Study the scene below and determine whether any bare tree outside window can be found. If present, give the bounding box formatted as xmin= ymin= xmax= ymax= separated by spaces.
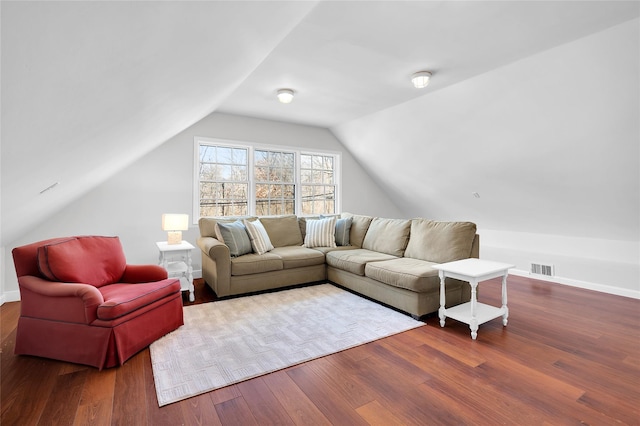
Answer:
xmin=199 ymin=145 xmax=248 ymax=217
xmin=255 ymin=150 xmax=296 ymax=216
xmin=300 ymin=153 xmax=335 ymax=215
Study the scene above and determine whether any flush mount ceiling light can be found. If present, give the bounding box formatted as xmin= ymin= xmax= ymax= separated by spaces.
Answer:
xmin=277 ymin=88 xmax=294 ymax=104
xmin=411 ymin=71 xmax=432 ymax=88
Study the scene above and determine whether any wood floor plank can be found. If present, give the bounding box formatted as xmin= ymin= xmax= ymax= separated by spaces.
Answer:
xmin=286 ymin=363 xmax=369 ymax=425
xmin=261 ymin=370 xmax=332 ymax=426
xmin=111 ymin=352 xmax=147 ymax=426
xmin=214 ymin=396 xmax=258 ymax=426
xmin=0 ymin=302 xmax=20 ymax=343
xmin=38 ymin=369 xmax=88 ymax=426
xmin=355 ymin=400 xmax=405 ymax=426
xmin=73 ymin=367 xmax=116 ymax=426
xmin=236 ymin=377 xmax=295 ymax=425
xmin=1 ymin=355 xmax=63 ymax=425
xmin=178 ymin=393 xmax=224 ymax=426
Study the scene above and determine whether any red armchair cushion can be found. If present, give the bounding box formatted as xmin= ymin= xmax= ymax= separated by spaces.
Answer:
xmin=37 ymin=236 xmax=127 ymax=287
xmin=97 ymin=279 xmax=181 ymax=320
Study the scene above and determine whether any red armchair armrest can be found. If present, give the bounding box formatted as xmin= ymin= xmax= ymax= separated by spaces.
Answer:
xmin=120 ymin=264 xmax=168 ymax=283
xmin=18 ymin=275 xmax=104 ymax=324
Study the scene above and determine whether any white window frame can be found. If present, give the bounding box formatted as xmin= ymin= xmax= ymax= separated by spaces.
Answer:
xmin=193 ymin=137 xmax=342 ymax=222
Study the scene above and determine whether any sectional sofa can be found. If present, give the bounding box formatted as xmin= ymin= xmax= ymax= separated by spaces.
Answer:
xmin=197 ymin=213 xmax=479 ymax=319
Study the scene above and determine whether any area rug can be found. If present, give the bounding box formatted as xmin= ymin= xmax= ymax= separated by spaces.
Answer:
xmin=150 ymin=283 xmax=423 ymax=406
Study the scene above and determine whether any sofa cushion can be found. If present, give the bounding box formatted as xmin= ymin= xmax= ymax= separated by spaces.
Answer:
xmin=270 ymin=246 xmax=326 ymax=269
xmin=217 ymin=220 xmax=253 ymax=257
xmin=405 ymin=219 xmax=477 ymax=263
xmin=326 ymin=249 xmax=398 ymax=276
xmin=304 ymin=216 xmax=337 ymax=248
xmin=198 ymin=216 xmax=257 ymax=239
xmin=364 ymin=258 xmax=440 ymax=293
xmin=231 ymin=253 xmax=283 ymax=276
xmin=243 ymin=219 xmax=274 ymax=255
xmin=362 ymin=218 xmax=411 ymax=257
xmin=97 ymin=279 xmax=180 ymax=320
xmin=341 ymin=213 xmax=373 ymax=248
xmin=37 ymin=236 xmax=127 ymax=287
xmin=260 ymin=215 xmax=304 ymax=247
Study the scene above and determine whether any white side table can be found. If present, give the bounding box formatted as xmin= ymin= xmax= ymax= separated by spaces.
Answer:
xmin=156 ymin=241 xmax=195 ymax=302
xmin=434 ymin=258 xmax=514 ymax=340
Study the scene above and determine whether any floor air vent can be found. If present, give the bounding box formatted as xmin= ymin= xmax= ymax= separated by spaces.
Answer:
xmin=530 ymin=263 xmax=554 ymax=277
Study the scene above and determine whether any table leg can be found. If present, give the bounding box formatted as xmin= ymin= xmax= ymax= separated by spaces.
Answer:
xmin=187 ymin=251 xmax=194 ymax=302
xmin=501 ymin=273 xmax=509 ymax=326
xmin=469 ymin=279 xmax=479 ymax=340
xmin=438 ymin=271 xmax=446 ymax=327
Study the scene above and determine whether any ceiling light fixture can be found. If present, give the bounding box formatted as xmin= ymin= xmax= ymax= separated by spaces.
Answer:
xmin=411 ymin=71 xmax=432 ymax=88
xmin=277 ymin=88 xmax=294 ymax=104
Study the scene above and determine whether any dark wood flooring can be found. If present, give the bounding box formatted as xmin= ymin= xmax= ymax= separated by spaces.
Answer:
xmin=2 ymin=275 xmax=639 ymax=425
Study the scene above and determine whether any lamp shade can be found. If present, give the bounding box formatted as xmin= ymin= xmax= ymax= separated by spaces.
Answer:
xmin=162 ymin=214 xmax=189 ymax=231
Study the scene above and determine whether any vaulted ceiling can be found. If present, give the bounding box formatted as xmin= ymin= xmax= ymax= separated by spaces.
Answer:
xmin=1 ymin=1 xmax=638 ymax=246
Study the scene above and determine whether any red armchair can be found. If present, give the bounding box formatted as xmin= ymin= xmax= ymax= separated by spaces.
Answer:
xmin=12 ymin=236 xmax=184 ymax=369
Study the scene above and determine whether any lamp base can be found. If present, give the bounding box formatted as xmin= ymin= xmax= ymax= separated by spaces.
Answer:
xmin=167 ymin=231 xmax=182 ymax=245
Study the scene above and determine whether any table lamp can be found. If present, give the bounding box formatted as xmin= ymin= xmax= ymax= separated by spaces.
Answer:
xmin=162 ymin=214 xmax=189 ymax=245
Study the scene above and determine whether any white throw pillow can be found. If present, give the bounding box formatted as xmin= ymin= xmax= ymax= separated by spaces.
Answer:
xmin=304 ymin=217 xmax=337 ymax=248
xmin=244 ymin=219 xmax=274 ymax=255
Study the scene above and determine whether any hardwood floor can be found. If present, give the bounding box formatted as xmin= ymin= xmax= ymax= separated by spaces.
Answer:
xmin=2 ymin=276 xmax=639 ymax=425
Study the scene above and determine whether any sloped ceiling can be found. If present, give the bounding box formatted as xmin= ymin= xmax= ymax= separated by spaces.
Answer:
xmin=1 ymin=1 xmax=638 ymax=246
xmin=0 ymin=1 xmax=319 ymax=245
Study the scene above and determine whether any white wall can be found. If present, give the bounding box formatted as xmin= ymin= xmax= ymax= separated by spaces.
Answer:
xmin=333 ymin=19 xmax=639 ymax=298
xmin=2 ymin=113 xmax=401 ymax=301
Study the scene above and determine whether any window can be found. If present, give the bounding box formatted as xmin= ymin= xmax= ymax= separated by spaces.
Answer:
xmin=254 ymin=149 xmax=295 ymax=216
xmin=300 ymin=153 xmax=335 ymax=214
xmin=198 ymin=145 xmax=249 ymax=216
xmin=195 ymin=138 xmax=340 ymax=220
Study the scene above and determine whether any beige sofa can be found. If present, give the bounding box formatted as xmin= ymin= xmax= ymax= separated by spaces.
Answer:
xmin=197 ymin=213 xmax=479 ymax=318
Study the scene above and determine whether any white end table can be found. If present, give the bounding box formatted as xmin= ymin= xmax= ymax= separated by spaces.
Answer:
xmin=156 ymin=241 xmax=195 ymax=302
xmin=433 ymin=258 xmax=514 ymax=340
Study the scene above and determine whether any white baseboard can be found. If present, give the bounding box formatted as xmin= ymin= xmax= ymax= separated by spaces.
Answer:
xmin=0 ymin=290 xmax=21 ymax=305
xmin=510 ymin=269 xmax=640 ymax=300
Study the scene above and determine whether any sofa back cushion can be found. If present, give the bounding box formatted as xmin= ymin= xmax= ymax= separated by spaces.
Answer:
xmin=405 ymin=219 xmax=477 ymax=263
xmin=362 ymin=218 xmax=411 ymax=257
xmin=198 ymin=216 xmax=257 ymax=239
xmin=341 ymin=212 xmax=374 ymax=248
xmin=37 ymin=236 xmax=127 ymax=287
xmin=259 ymin=215 xmax=304 ymax=247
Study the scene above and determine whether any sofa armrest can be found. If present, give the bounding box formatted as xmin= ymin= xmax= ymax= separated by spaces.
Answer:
xmin=121 ymin=264 xmax=168 ymax=283
xmin=197 ymin=236 xmax=231 ymax=296
xmin=18 ymin=275 xmax=104 ymax=324
xmin=471 ymin=234 xmax=480 ymax=259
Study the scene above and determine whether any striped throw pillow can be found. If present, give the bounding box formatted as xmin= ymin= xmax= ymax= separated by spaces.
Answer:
xmin=244 ymin=219 xmax=274 ymax=255
xmin=321 ymin=215 xmax=352 ymax=246
xmin=304 ymin=217 xmax=337 ymax=248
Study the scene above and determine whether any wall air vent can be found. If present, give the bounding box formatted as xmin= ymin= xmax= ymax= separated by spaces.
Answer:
xmin=530 ymin=263 xmax=554 ymax=277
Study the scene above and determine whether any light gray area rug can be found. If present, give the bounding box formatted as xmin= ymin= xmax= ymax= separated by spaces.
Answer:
xmin=150 ymin=283 xmax=423 ymax=406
